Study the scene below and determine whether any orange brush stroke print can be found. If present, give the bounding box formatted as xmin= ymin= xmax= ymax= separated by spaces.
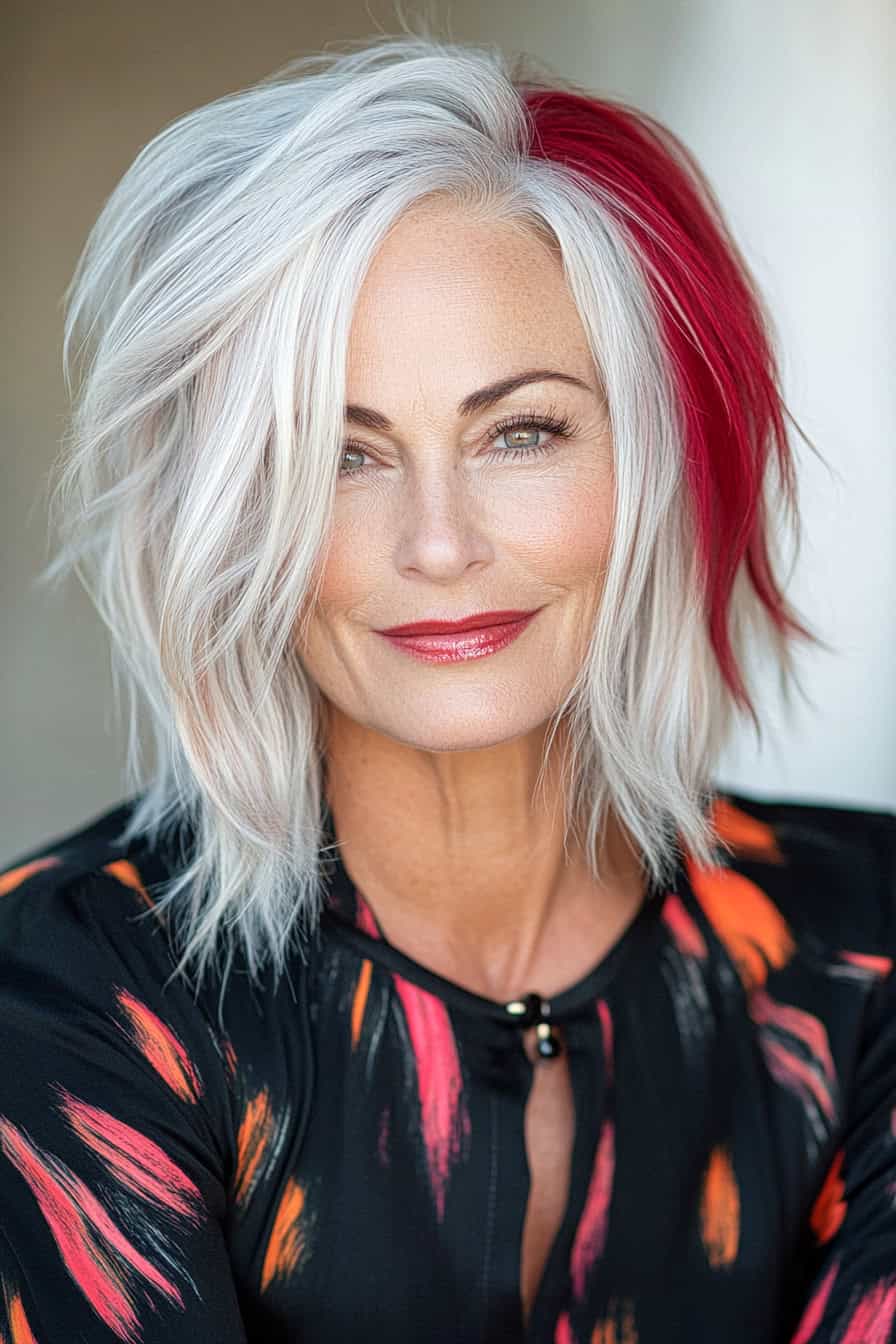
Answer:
xmin=0 ymin=856 xmax=61 ymax=897
xmin=809 ymin=1148 xmax=847 ymax=1244
xmin=234 ymin=1088 xmax=276 ymax=1209
xmin=1 ymin=1283 xmax=38 ymax=1344
xmin=260 ymin=1177 xmax=306 ymax=1292
xmin=590 ymin=1299 xmax=639 ymax=1344
xmin=700 ymin=1144 xmax=740 ymax=1267
xmin=113 ymin=988 xmax=203 ymax=1104
xmin=103 ymin=860 xmax=154 ymax=908
xmin=707 ymin=798 xmax=784 ymax=863
xmin=351 ymin=959 xmax=373 ymax=1049
xmin=685 ymin=859 xmax=795 ymax=991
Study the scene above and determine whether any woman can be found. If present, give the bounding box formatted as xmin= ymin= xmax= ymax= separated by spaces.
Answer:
xmin=1 ymin=30 xmax=893 ymax=1344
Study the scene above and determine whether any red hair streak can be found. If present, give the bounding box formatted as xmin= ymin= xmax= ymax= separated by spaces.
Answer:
xmin=521 ymin=88 xmax=819 ymax=718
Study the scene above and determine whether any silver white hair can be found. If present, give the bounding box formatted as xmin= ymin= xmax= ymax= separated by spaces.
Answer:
xmin=39 ymin=27 xmax=823 ymax=1001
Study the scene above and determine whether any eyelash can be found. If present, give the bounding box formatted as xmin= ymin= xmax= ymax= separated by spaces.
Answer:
xmin=339 ymin=405 xmax=579 ymax=479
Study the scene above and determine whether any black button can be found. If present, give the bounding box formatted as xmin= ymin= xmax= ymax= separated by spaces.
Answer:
xmin=504 ymin=991 xmax=545 ymax=1027
xmin=535 ymin=1022 xmax=563 ymax=1058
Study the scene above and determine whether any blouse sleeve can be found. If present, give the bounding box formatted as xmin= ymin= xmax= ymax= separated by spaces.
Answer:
xmin=0 ymin=862 xmax=249 ymax=1343
xmin=787 ymin=839 xmax=896 ymax=1342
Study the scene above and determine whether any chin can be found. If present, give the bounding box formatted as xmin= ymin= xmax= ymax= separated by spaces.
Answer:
xmin=375 ymin=704 xmax=552 ymax=754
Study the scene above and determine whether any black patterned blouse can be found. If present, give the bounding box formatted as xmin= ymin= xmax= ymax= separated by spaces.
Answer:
xmin=0 ymin=788 xmax=894 ymax=1343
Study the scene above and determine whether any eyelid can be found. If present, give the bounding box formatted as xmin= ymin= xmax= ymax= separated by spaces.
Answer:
xmin=343 ymin=399 xmax=575 ymax=447
xmin=486 ymin=405 xmax=577 ymax=438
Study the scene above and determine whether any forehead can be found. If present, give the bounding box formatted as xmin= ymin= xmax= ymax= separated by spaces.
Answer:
xmin=346 ymin=201 xmax=596 ymax=406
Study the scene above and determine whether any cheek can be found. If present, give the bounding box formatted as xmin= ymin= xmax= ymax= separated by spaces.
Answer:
xmin=294 ymin=518 xmax=374 ymax=669
xmin=504 ymin=470 xmax=615 ymax=582
xmin=312 ymin=511 xmax=388 ymax=612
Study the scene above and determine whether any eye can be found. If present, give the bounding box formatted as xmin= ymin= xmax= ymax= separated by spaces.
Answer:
xmin=485 ymin=410 xmax=578 ymax=463
xmin=338 ymin=443 xmax=381 ymax=479
xmin=339 ymin=404 xmax=579 ymax=480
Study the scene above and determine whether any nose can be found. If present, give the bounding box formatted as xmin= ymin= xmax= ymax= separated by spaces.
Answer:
xmin=392 ymin=463 xmax=493 ymax=583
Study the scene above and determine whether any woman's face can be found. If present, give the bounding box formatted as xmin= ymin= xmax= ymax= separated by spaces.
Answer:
xmin=298 ymin=198 xmax=615 ymax=753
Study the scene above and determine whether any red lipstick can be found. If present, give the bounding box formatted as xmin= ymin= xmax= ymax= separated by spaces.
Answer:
xmin=378 ymin=609 xmax=537 ymax=636
xmin=375 ymin=609 xmax=540 ymax=664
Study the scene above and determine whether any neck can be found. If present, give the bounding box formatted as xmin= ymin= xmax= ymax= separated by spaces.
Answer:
xmin=321 ymin=704 xmax=646 ymax=1002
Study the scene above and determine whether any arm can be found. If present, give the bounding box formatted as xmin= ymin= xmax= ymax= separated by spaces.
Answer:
xmin=0 ymin=866 xmax=249 ymax=1343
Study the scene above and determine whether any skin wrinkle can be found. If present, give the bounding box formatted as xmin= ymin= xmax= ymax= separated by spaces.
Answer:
xmin=296 ymin=198 xmax=646 ymax=1004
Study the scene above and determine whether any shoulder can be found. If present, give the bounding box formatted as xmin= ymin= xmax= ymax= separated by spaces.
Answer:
xmin=0 ymin=797 xmax=247 ymax=1123
xmin=0 ymin=807 xmax=260 ymax=1339
xmin=0 ymin=795 xmax=316 ymax=1114
xmin=0 ymin=795 xmax=195 ymax=995
xmin=0 ymin=790 xmax=231 ymax=1034
xmin=690 ymin=786 xmax=896 ymax=974
xmin=0 ymin=800 xmax=245 ymax=1187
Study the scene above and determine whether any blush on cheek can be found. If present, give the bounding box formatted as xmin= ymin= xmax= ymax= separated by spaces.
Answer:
xmin=511 ymin=484 xmax=613 ymax=579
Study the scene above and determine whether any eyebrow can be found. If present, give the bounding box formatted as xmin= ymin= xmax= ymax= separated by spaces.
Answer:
xmin=344 ymin=369 xmax=596 ymax=431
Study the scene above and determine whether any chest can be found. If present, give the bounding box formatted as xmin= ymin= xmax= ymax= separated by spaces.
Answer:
xmin=261 ymin=939 xmax=825 ymax=1342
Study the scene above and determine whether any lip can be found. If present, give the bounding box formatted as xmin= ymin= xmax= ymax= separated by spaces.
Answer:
xmin=376 ymin=610 xmax=539 ymax=664
xmin=378 ymin=609 xmax=538 ymax=636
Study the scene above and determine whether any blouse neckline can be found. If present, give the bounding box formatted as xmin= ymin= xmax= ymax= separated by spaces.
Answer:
xmin=317 ymin=809 xmax=679 ymax=1028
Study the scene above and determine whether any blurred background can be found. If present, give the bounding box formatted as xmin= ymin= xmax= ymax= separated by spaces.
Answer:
xmin=3 ymin=0 xmax=894 ymax=862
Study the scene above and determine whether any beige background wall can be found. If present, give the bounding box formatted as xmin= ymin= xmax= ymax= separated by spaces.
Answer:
xmin=4 ymin=0 xmax=894 ymax=864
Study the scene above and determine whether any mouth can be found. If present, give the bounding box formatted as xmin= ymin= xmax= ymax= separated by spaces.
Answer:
xmin=377 ymin=609 xmax=539 ymax=636
xmin=375 ymin=610 xmax=540 ymax=664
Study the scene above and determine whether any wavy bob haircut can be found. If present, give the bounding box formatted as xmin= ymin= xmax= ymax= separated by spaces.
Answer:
xmin=42 ymin=28 xmax=828 ymax=1000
